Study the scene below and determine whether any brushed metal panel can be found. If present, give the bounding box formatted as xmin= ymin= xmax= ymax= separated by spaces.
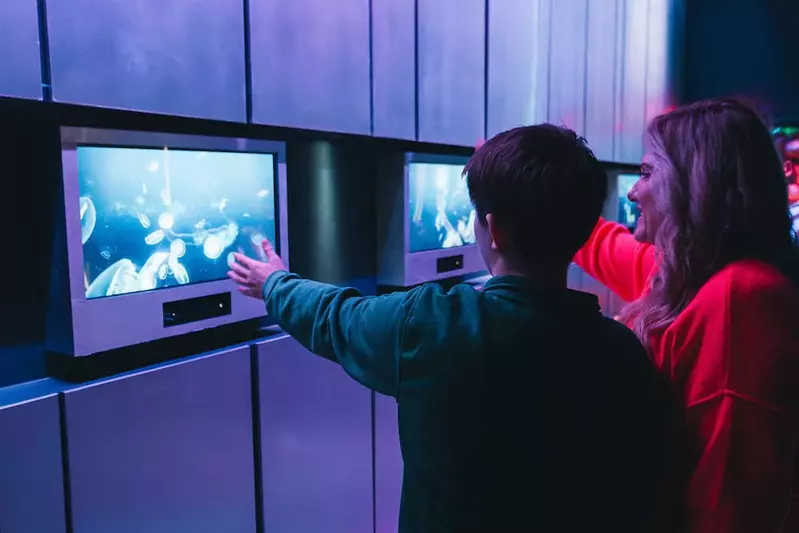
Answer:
xmin=0 ymin=395 xmax=66 ymax=533
xmin=585 ymin=0 xmax=620 ymax=161
xmin=256 ymin=335 xmax=373 ymax=533
xmin=371 ymin=0 xmax=416 ymax=140
xmin=417 ymin=0 xmax=485 ymax=146
xmin=0 ymin=0 xmax=41 ymax=99
xmin=63 ymin=347 xmax=256 ymax=533
xmin=547 ymin=0 xmax=588 ymax=135
xmin=645 ymin=0 xmax=673 ymax=125
xmin=486 ymin=0 xmax=549 ymax=137
xmin=47 ymin=0 xmax=246 ymax=121
xmin=614 ymin=0 xmax=650 ymax=164
xmin=250 ymin=0 xmax=371 ymax=134
xmin=374 ymin=392 xmax=402 ymax=533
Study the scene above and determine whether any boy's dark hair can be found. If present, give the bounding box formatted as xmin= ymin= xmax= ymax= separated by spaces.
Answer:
xmin=464 ymin=124 xmax=608 ymax=266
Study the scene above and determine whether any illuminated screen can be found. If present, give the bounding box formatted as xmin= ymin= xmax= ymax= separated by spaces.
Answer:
xmin=408 ymin=162 xmax=476 ymax=253
xmin=77 ymin=146 xmax=277 ymax=299
xmin=617 ymin=174 xmax=639 ymax=230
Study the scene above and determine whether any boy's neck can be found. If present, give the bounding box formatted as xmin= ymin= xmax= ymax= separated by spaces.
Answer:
xmin=491 ymin=259 xmax=568 ymax=289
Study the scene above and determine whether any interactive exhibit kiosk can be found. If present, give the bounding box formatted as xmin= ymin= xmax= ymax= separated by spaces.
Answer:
xmin=46 ymin=127 xmax=289 ymax=358
xmin=376 ymin=152 xmax=486 ymax=289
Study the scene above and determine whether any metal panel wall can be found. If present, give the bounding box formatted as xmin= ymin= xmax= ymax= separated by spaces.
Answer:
xmin=255 ymin=335 xmax=373 ymax=533
xmin=0 ymin=0 xmax=41 ymax=99
xmin=46 ymin=0 xmax=246 ymax=121
xmin=645 ymin=0 xmax=674 ymax=126
xmin=417 ymin=0 xmax=486 ymax=146
xmin=487 ymin=0 xmax=677 ymax=162
xmin=63 ymin=347 xmax=256 ymax=533
xmin=486 ymin=0 xmax=549 ymax=138
xmin=614 ymin=0 xmax=650 ymax=163
xmin=371 ymin=0 xmax=416 ymax=140
xmin=0 ymin=395 xmax=66 ymax=533
xmin=585 ymin=0 xmax=621 ymax=161
xmin=547 ymin=0 xmax=588 ymax=134
xmin=250 ymin=0 xmax=371 ymax=135
xmin=374 ymin=392 xmax=403 ymax=533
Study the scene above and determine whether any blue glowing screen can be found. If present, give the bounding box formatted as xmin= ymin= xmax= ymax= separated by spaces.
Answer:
xmin=77 ymin=146 xmax=277 ymax=299
xmin=408 ymin=162 xmax=476 ymax=253
xmin=617 ymin=174 xmax=639 ymax=230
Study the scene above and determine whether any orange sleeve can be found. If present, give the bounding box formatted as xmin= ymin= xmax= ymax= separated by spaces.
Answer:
xmin=572 ymin=218 xmax=656 ymax=302
xmin=664 ymin=267 xmax=799 ymax=533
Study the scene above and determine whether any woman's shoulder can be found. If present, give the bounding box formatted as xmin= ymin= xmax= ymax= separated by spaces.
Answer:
xmin=699 ymin=259 xmax=797 ymax=302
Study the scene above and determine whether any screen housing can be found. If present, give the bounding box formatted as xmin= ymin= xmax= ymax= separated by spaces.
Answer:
xmin=602 ymin=163 xmax=641 ymax=232
xmin=376 ymin=152 xmax=485 ymax=287
xmin=47 ymin=127 xmax=289 ymax=357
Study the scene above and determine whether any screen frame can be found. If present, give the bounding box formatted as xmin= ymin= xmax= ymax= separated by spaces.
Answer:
xmin=602 ymin=162 xmax=641 ymax=227
xmin=401 ymin=152 xmax=484 ymax=286
xmin=406 ymin=159 xmax=475 ymax=254
xmin=57 ymin=127 xmax=289 ymax=356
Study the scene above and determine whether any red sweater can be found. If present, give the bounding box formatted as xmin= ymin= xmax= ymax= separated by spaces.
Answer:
xmin=574 ymin=218 xmax=799 ymax=533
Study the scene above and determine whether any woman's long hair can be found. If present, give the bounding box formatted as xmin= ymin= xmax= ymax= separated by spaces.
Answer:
xmin=619 ymin=98 xmax=798 ymax=343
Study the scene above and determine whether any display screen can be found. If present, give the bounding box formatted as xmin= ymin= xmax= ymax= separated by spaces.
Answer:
xmin=77 ymin=146 xmax=277 ymax=299
xmin=408 ymin=162 xmax=476 ymax=253
xmin=617 ymin=174 xmax=639 ymax=230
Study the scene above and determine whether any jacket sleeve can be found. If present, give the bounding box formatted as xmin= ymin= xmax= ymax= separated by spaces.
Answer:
xmin=681 ymin=395 xmax=795 ymax=533
xmin=572 ymin=218 xmax=656 ymax=302
xmin=262 ymin=271 xmax=427 ymax=397
xmin=664 ymin=270 xmax=799 ymax=533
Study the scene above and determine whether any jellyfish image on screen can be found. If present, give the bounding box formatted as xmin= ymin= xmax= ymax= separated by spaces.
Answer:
xmin=77 ymin=146 xmax=277 ymax=299
xmin=617 ymin=174 xmax=640 ymax=231
xmin=408 ymin=163 xmax=476 ymax=253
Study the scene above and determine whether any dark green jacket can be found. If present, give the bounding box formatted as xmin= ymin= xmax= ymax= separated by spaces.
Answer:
xmin=263 ymin=271 xmax=673 ymax=532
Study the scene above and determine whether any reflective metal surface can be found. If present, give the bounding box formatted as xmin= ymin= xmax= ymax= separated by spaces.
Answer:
xmin=47 ymin=0 xmax=246 ymax=121
xmin=250 ymin=0 xmax=371 ymax=134
xmin=63 ymin=347 xmax=256 ymax=533
xmin=255 ymin=335 xmax=373 ymax=533
xmin=548 ymin=0 xmax=588 ymax=134
xmin=487 ymin=0 xmax=549 ymax=138
xmin=0 ymin=0 xmax=41 ymax=99
xmin=371 ymin=0 xmax=416 ymax=140
xmin=0 ymin=394 xmax=66 ymax=533
xmin=417 ymin=0 xmax=485 ymax=146
xmin=374 ymin=392 xmax=402 ymax=533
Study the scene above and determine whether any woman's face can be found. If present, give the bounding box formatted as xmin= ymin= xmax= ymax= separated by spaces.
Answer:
xmin=627 ymin=152 xmax=666 ymax=245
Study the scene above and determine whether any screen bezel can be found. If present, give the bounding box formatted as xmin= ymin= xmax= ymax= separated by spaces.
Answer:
xmin=404 ymin=152 xmax=474 ymax=254
xmin=406 ymin=158 xmax=475 ymax=254
xmin=74 ymin=143 xmax=281 ymax=300
xmin=400 ymin=152 xmax=485 ymax=286
xmin=58 ymin=127 xmax=289 ymax=356
xmin=602 ymin=162 xmax=641 ymax=228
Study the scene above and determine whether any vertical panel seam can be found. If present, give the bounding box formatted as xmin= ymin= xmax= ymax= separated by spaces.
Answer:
xmin=546 ymin=0 xmax=553 ymax=123
xmin=243 ymin=0 xmax=253 ymax=123
xmin=371 ymin=391 xmax=377 ymax=533
xmin=582 ymin=0 xmax=590 ymax=138
xmin=413 ymin=0 xmax=420 ymax=141
xmin=643 ymin=0 xmax=652 ymax=129
xmin=616 ymin=0 xmax=627 ymax=161
xmin=250 ymin=346 xmax=265 ymax=533
xmin=368 ymin=0 xmax=375 ymax=136
xmin=483 ymin=0 xmax=490 ymax=140
xmin=58 ymin=394 xmax=74 ymax=533
xmin=36 ymin=0 xmax=53 ymax=101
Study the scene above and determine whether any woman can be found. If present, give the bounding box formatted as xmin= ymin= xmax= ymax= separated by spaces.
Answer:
xmin=574 ymin=99 xmax=799 ymax=532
